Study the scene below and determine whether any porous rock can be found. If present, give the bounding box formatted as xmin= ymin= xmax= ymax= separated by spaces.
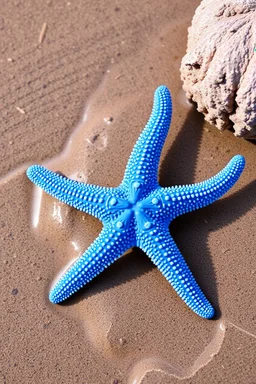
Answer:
xmin=180 ymin=0 xmax=256 ymax=138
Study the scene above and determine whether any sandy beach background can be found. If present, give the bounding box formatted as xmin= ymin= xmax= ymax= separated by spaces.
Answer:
xmin=1 ymin=0 xmax=255 ymax=383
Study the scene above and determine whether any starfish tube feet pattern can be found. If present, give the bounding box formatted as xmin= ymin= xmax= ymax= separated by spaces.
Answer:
xmin=49 ymin=224 xmax=135 ymax=303
xmin=138 ymin=226 xmax=215 ymax=319
xmin=27 ymin=85 xmax=245 ymax=319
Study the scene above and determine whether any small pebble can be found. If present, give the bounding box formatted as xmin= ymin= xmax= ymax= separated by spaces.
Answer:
xmin=16 ymin=106 xmax=25 ymax=114
xmin=119 ymin=338 xmax=126 ymax=345
xmin=104 ymin=116 xmax=113 ymax=124
xmin=11 ymin=288 xmax=18 ymax=296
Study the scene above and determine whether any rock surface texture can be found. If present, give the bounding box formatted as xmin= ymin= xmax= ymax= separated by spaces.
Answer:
xmin=181 ymin=0 xmax=256 ymax=138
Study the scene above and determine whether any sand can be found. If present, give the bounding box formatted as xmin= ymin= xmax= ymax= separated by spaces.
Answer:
xmin=0 ymin=1 xmax=255 ymax=383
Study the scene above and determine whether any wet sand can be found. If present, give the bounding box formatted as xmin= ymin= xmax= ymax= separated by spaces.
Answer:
xmin=1 ymin=1 xmax=255 ymax=383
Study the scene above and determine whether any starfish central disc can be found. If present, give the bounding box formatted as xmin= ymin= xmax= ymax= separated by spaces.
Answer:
xmin=108 ymin=180 xmax=157 ymax=232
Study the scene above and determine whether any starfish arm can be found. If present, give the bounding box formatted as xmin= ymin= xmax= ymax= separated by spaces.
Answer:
xmin=152 ymin=155 xmax=245 ymax=220
xmin=49 ymin=224 xmax=135 ymax=303
xmin=121 ymin=86 xmax=172 ymax=194
xmin=26 ymin=165 xmax=122 ymax=221
xmin=138 ymin=225 xmax=215 ymax=319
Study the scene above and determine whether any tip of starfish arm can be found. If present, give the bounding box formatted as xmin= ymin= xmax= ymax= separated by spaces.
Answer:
xmin=181 ymin=287 xmax=215 ymax=319
xmin=155 ymin=85 xmax=170 ymax=96
xmin=26 ymin=164 xmax=37 ymax=180
xmin=49 ymin=289 xmax=61 ymax=304
xmin=232 ymin=154 xmax=246 ymax=169
xmin=49 ymin=285 xmax=70 ymax=304
xmin=198 ymin=304 xmax=215 ymax=319
xmin=49 ymin=291 xmax=58 ymax=304
xmin=26 ymin=164 xmax=45 ymax=185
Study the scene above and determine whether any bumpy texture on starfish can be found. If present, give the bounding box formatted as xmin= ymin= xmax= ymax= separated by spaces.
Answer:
xmin=27 ymin=86 xmax=245 ymax=319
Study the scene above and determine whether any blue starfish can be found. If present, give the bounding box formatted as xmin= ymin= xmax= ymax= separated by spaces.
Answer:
xmin=27 ymin=86 xmax=245 ymax=319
